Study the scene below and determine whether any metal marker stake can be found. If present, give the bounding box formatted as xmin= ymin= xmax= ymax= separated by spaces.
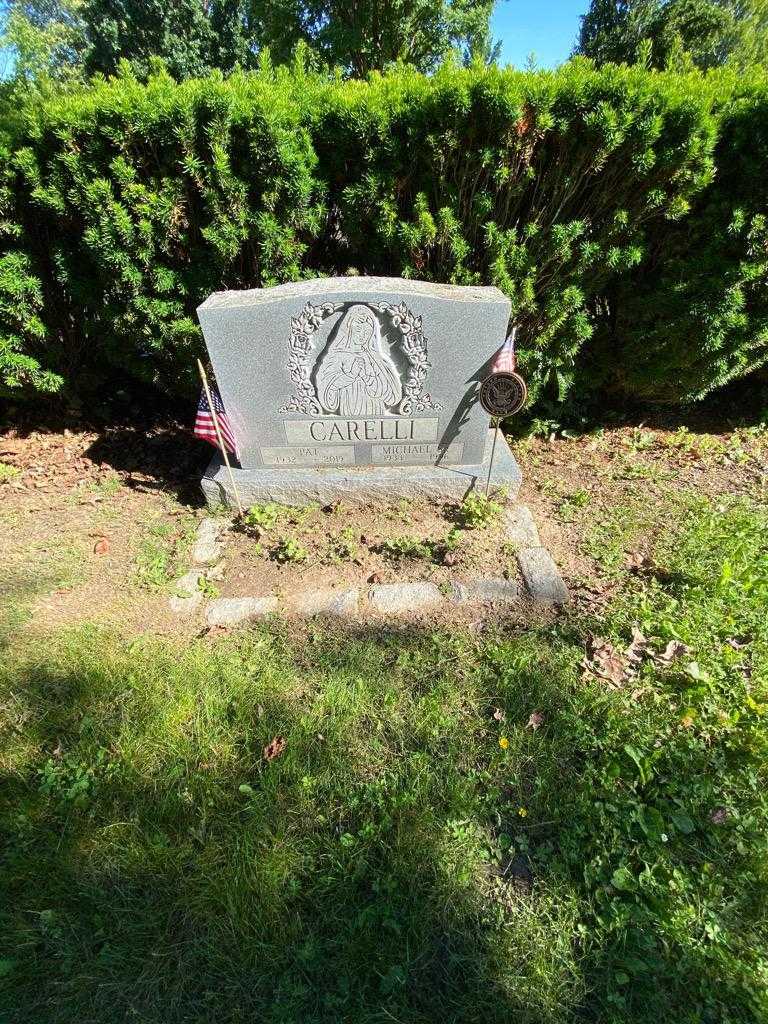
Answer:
xmin=485 ymin=417 xmax=500 ymax=497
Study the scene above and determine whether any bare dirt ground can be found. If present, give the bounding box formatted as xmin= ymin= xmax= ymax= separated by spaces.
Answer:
xmin=0 ymin=419 xmax=206 ymax=636
xmin=1 ymin=392 xmax=765 ymax=638
xmin=517 ymin=414 xmax=767 ymax=590
xmin=220 ymin=498 xmax=519 ymax=599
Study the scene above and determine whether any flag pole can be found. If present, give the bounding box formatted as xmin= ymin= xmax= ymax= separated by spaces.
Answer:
xmin=485 ymin=416 xmax=500 ymax=497
xmin=196 ymin=358 xmax=244 ymax=517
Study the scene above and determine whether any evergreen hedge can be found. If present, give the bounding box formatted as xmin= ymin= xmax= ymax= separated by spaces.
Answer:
xmin=1 ymin=58 xmax=766 ymax=408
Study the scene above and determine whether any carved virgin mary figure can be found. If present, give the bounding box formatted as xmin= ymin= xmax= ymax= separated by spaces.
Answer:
xmin=315 ymin=304 xmax=402 ymax=416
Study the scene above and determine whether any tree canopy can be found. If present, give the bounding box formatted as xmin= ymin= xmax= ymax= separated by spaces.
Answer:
xmin=577 ymin=0 xmax=768 ymax=69
xmin=0 ymin=0 xmax=86 ymax=88
xmin=81 ymin=0 xmax=254 ymax=79
xmin=249 ymin=0 xmax=498 ymax=76
xmin=0 ymin=0 xmax=498 ymax=86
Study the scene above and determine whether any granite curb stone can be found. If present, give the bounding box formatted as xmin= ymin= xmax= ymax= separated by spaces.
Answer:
xmin=516 ymin=547 xmax=569 ymax=605
xmin=368 ymin=582 xmax=443 ymax=614
xmin=287 ymin=588 xmax=360 ymax=617
xmin=168 ymin=569 xmax=204 ymax=616
xmin=503 ymin=506 xmax=541 ymax=548
xmin=206 ymin=596 xmax=279 ymax=626
xmin=451 ymin=578 xmax=521 ymax=604
xmin=193 ymin=518 xmax=224 ymax=564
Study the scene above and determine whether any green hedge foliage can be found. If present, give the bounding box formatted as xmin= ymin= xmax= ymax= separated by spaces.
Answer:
xmin=1 ymin=58 xmax=767 ymax=407
xmin=591 ymin=85 xmax=768 ymax=401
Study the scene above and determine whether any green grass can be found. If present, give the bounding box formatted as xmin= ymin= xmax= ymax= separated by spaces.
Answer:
xmin=1 ymin=494 xmax=767 ymax=1022
xmin=456 ymin=490 xmax=504 ymax=529
xmin=0 ymin=537 xmax=87 ymax=647
xmin=133 ymin=516 xmax=197 ymax=591
xmin=579 ymin=490 xmax=660 ymax=572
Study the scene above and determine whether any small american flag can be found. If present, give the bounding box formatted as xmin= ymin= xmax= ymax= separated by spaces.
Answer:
xmin=490 ymin=327 xmax=517 ymax=374
xmin=195 ymin=383 xmax=237 ymax=455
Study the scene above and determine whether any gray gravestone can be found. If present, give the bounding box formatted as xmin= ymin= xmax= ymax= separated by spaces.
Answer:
xmin=198 ymin=276 xmax=520 ymax=505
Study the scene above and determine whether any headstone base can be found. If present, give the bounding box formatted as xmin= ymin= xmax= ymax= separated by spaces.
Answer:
xmin=202 ymin=430 xmax=522 ymax=508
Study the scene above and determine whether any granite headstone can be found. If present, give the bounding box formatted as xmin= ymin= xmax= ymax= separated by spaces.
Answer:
xmin=197 ymin=276 xmax=521 ymax=505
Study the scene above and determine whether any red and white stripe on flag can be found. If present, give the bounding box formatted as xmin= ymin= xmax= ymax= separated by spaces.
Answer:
xmin=490 ymin=328 xmax=517 ymax=375
xmin=194 ymin=385 xmax=237 ymax=456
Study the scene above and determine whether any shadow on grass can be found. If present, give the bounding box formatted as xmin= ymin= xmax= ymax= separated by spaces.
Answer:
xmin=0 ymin=565 xmax=86 ymax=652
xmin=1 ymin=615 xmax=757 ymax=1024
xmin=0 ymin=626 xmax=572 ymax=1022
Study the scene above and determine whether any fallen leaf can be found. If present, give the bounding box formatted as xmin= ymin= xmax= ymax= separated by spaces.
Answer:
xmin=526 ymin=710 xmax=545 ymax=731
xmin=626 ymin=551 xmax=651 ymax=572
xmin=625 ymin=626 xmax=650 ymax=667
xmin=93 ymin=537 xmax=110 ymax=555
xmin=492 ymin=707 xmax=506 ymax=722
xmin=368 ymin=572 xmax=383 ymax=584
xmin=582 ymin=636 xmax=626 ymax=688
xmin=263 ymin=735 xmax=285 ymax=762
xmin=655 ymin=640 xmax=690 ymax=667
xmin=726 ymin=635 xmax=752 ymax=650
xmin=203 ymin=625 xmax=229 ymax=639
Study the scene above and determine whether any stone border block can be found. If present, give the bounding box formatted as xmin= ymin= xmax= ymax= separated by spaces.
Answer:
xmin=516 ymin=547 xmax=569 ymax=605
xmin=452 ymin=578 xmax=521 ymax=604
xmin=173 ymin=569 xmax=202 ymax=596
xmin=206 ymin=596 xmax=278 ymax=626
xmin=169 ymin=569 xmax=204 ymax=615
xmin=369 ymin=582 xmax=443 ymax=614
xmin=503 ymin=506 xmax=541 ymax=548
xmin=169 ymin=591 xmax=204 ymax=616
xmin=287 ymin=588 xmax=360 ymax=617
xmin=193 ymin=518 xmax=225 ymax=564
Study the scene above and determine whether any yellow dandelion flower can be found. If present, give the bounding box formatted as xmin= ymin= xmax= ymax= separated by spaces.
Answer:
xmin=499 ymin=736 xmax=509 ymax=750
xmin=518 ymin=807 xmax=528 ymax=817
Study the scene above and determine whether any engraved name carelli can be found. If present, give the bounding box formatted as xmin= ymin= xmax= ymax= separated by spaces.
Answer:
xmin=284 ymin=418 xmax=439 ymax=445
